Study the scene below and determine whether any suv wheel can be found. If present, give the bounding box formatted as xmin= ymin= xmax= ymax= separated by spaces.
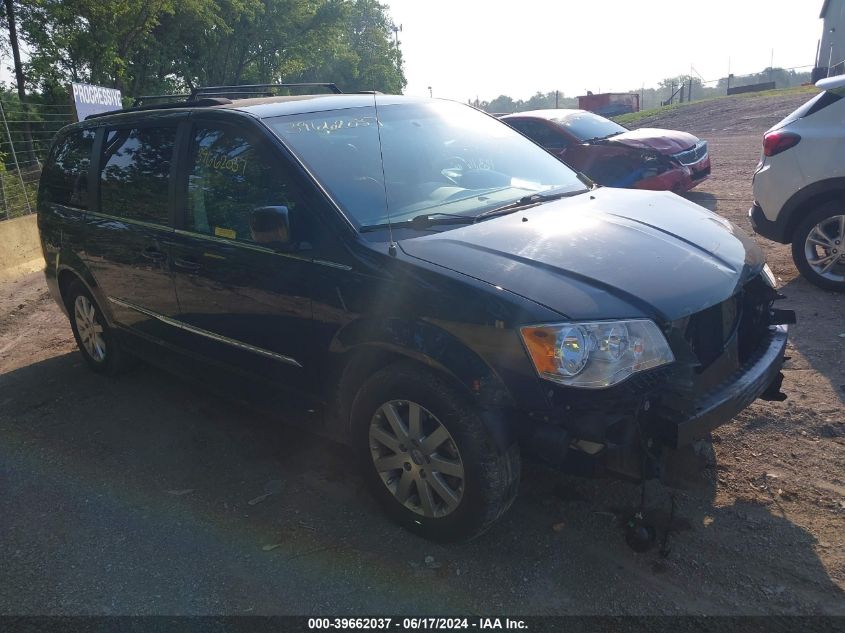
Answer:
xmin=66 ymin=280 xmax=132 ymax=374
xmin=352 ymin=361 xmax=520 ymax=541
xmin=792 ymin=203 xmax=845 ymax=291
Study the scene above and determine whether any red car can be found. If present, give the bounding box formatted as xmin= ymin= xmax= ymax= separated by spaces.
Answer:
xmin=501 ymin=109 xmax=711 ymax=193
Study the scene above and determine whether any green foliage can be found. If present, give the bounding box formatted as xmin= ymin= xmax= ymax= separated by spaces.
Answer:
xmin=0 ymin=170 xmax=38 ymax=219
xmin=10 ymin=0 xmax=405 ymax=98
xmin=475 ymin=91 xmax=577 ymax=114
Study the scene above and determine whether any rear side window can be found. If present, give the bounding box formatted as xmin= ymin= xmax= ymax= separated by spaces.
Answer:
xmin=99 ymin=126 xmax=176 ymax=225
xmin=41 ymin=129 xmax=95 ymax=208
xmin=776 ymin=90 xmax=843 ymax=129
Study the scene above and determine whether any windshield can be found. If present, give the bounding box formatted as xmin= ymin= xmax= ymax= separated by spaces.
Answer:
xmin=554 ymin=111 xmax=627 ymax=142
xmin=266 ymin=100 xmax=587 ymax=230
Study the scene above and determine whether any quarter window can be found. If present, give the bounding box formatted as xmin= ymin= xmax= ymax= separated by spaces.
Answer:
xmin=99 ymin=126 xmax=175 ymax=225
xmin=186 ymin=125 xmax=296 ymax=243
xmin=41 ymin=129 xmax=95 ymax=208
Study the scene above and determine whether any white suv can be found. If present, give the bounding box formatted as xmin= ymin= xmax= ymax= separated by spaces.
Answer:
xmin=750 ymin=76 xmax=845 ymax=291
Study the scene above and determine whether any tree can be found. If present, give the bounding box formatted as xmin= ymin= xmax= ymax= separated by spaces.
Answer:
xmin=16 ymin=0 xmax=405 ymax=98
xmin=2 ymin=0 xmax=37 ymax=166
xmin=19 ymin=0 xmax=178 ymax=92
xmin=486 ymin=95 xmax=516 ymax=113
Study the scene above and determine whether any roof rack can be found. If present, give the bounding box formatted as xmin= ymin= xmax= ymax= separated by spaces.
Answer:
xmin=85 ymin=97 xmax=232 ymax=120
xmin=132 ymin=93 xmax=190 ymax=107
xmin=84 ymin=83 xmax=343 ymax=121
xmin=190 ymin=83 xmax=342 ymax=99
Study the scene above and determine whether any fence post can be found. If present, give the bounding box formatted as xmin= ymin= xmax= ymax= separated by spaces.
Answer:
xmin=0 ymin=171 xmax=6 ymax=220
xmin=0 ymin=98 xmax=32 ymax=215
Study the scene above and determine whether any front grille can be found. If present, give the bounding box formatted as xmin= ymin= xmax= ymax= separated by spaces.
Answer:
xmin=673 ymin=141 xmax=708 ymax=165
xmin=685 ymin=295 xmax=740 ymax=370
xmin=657 ymin=275 xmax=780 ymax=424
xmin=683 ymin=275 xmax=773 ymax=372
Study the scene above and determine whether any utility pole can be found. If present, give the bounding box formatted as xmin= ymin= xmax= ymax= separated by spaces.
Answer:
xmin=727 ymin=57 xmax=732 ymax=92
xmin=555 ymin=90 xmax=559 ymax=108
xmin=770 ymin=48 xmax=774 ymax=83
xmin=685 ymin=64 xmax=692 ymax=102
xmin=2 ymin=0 xmax=38 ymax=168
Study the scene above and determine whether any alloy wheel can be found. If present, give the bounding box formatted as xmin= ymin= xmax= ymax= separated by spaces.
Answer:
xmin=74 ymin=295 xmax=106 ymax=362
xmin=804 ymin=214 xmax=845 ymax=282
xmin=368 ymin=400 xmax=465 ymax=518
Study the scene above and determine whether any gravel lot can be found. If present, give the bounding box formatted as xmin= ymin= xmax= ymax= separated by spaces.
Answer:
xmin=1 ymin=90 xmax=843 ymax=616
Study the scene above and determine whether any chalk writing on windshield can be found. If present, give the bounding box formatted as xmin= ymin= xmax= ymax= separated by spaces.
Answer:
xmin=283 ymin=117 xmax=377 ymax=135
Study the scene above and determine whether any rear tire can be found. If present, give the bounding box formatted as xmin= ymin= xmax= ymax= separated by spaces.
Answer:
xmin=351 ymin=361 xmax=520 ymax=541
xmin=791 ymin=202 xmax=845 ymax=292
xmin=66 ymin=279 xmax=133 ymax=374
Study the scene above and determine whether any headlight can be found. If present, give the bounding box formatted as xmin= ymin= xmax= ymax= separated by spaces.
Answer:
xmin=520 ymin=319 xmax=675 ymax=389
xmin=761 ymin=263 xmax=777 ymax=288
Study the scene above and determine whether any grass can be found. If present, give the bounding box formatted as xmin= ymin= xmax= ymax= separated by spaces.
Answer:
xmin=612 ymin=85 xmax=818 ymax=127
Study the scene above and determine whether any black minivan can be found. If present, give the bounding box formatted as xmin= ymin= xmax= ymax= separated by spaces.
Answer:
xmin=38 ymin=87 xmax=793 ymax=541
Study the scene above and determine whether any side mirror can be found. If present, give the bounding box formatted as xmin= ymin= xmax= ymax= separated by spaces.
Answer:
xmin=249 ymin=205 xmax=291 ymax=248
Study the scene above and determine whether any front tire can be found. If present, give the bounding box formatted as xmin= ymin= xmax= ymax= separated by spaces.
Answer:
xmin=351 ymin=361 xmax=520 ymax=541
xmin=66 ymin=279 xmax=132 ymax=374
xmin=791 ymin=203 xmax=845 ymax=292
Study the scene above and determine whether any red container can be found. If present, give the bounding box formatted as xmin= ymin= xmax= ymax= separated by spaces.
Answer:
xmin=577 ymin=93 xmax=640 ymax=117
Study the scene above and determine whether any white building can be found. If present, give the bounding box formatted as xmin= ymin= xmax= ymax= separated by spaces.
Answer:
xmin=816 ymin=0 xmax=845 ymax=79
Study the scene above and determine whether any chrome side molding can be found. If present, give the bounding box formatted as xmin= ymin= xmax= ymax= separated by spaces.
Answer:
xmin=108 ymin=296 xmax=303 ymax=368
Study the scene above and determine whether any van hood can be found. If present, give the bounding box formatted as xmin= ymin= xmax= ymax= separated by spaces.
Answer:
xmin=601 ymin=128 xmax=699 ymax=155
xmin=398 ymin=188 xmax=765 ymax=322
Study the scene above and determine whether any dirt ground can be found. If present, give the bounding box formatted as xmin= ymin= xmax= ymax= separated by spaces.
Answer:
xmin=1 ymin=92 xmax=843 ymax=616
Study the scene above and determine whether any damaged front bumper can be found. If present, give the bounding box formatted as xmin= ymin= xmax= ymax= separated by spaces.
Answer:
xmin=668 ymin=324 xmax=787 ymax=447
xmin=517 ymin=283 xmax=794 ymax=481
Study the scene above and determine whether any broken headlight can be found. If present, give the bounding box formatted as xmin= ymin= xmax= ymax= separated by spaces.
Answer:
xmin=520 ymin=320 xmax=675 ymax=389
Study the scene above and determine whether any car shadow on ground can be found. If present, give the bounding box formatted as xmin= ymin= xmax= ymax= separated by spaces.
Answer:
xmin=1 ymin=351 xmax=843 ymax=614
xmin=682 ymin=190 xmax=718 ymax=212
xmin=777 ymin=276 xmax=845 ymax=406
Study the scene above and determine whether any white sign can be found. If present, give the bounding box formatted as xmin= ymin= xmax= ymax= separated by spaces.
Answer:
xmin=71 ymin=82 xmax=123 ymax=121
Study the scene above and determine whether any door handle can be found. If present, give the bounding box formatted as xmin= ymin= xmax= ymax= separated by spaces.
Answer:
xmin=174 ymin=257 xmax=202 ymax=272
xmin=142 ymin=246 xmax=165 ymax=261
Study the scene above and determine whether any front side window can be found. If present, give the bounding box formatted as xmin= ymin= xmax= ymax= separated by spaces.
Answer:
xmin=42 ymin=128 xmax=96 ymax=208
xmin=554 ymin=112 xmax=627 ymax=142
xmin=509 ymin=119 xmax=569 ymax=150
xmin=267 ymin=101 xmax=587 ymax=229
xmin=185 ymin=125 xmax=298 ymax=244
xmin=99 ymin=126 xmax=175 ymax=225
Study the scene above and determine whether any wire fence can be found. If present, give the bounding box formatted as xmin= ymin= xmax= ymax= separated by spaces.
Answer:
xmin=646 ymin=64 xmax=815 ymax=110
xmin=0 ymin=97 xmax=75 ymax=221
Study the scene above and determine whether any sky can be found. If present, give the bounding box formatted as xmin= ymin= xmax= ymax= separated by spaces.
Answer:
xmin=385 ymin=0 xmax=825 ymax=102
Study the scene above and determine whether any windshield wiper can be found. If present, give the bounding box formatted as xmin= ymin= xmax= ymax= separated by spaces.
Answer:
xmin=359 ymin=189 xmax=587 ymax=233
xmin=471 ymin=189 xmax=585 ymax=223
xmin=590 ymin=131 xmax=623 ymax=142
xmin=359 ymin=212 xmax=475 ymax=233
